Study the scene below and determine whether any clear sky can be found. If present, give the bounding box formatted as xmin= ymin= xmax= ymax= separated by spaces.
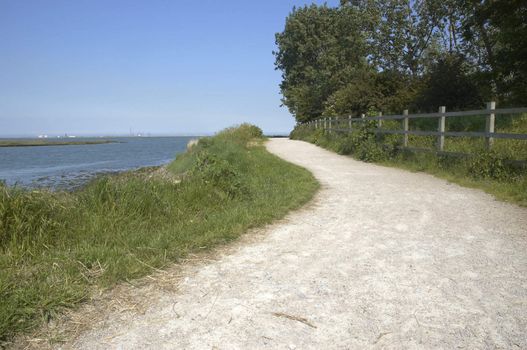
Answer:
xmin=0 ymin=0 xmax=338 ymax=137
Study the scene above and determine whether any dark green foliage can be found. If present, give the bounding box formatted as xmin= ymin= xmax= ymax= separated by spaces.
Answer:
xmin=468 ymin=151 xmax=509 ymax=181
xmin=491 ymin=1 xmax=527 ymax=104
xmin=275 ymin=1 xmax=527 ymax=123
xmin=374 ymin=70 xmax=419 ymax=114
xmin=353 ymin=139 xmax=384 ymax=162
xmin=457 ymin=0 xmax=527 ymax=104
xmin=415 ymin=54 xmax=484 ymax=112
xmin=291 ymin=122 xmax=397 ymax=163
xmin=274 ymin=5 xmax=371 ymax=121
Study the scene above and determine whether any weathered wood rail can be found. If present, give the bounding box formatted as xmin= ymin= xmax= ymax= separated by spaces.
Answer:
xmin=302 ymin=102 xmax=527 ymax=152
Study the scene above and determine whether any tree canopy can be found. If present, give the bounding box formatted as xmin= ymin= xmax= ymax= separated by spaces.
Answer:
xmin=274 ymin=0 xmax=527 ymax=122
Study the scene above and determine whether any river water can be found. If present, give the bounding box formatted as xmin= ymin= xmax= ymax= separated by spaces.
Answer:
xmin=0 ymin=137 xmax=196 ymax=190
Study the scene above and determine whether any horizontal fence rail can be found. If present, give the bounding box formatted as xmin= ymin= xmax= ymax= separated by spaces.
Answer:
xmin=301 ymin=102 xmax=527 ymax=152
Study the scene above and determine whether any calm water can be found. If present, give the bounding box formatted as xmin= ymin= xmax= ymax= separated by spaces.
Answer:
xmin=0 ymin=137 xmax=196 ymax=189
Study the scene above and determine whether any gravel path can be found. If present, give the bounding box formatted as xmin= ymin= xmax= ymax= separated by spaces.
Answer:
xmin=67 ymin=138 xmax=527 ymax=349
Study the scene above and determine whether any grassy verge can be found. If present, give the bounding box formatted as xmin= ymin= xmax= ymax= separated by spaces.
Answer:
xmin=291 ymin=119 xmax=527 ymax=207
xmin=0 ymin=124 xmax=318 ymax=344
xmin=0 ymin=139 xmax=116 ymax=147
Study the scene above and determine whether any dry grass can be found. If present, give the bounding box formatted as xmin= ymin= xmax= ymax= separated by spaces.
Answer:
xmin=271 ymin=312 xmax=317 ymax=328
xmin=10 ymin=211 xmax=306 ymax=349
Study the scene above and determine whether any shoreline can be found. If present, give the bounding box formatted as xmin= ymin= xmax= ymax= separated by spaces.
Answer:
xmin=1 ymin=164 xmax=167 ymax=192
xmin=0 ymin=125 xmax=319 ymax=344
xmin=0 ymin=140 xmax=118 ymax=147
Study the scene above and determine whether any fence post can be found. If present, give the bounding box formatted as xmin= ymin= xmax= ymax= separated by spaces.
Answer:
xmin=329 ymin=117 xmax=332 ymax=134
xmin=438 ymin=106 xmax=446 ymax=151
xmin=403 ymin=109 xmax=409 ymax=147
xmin=348 ymin=115 xmax=352 ymax=132
xmin=377 ymin=112 xmax=383 ymax=129
xmin=486 ymin=101 xmax=496 ymax=149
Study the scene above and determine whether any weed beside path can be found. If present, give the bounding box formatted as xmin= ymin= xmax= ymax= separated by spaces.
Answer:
xmin=0 ymin=124 xmax=318 ymax=344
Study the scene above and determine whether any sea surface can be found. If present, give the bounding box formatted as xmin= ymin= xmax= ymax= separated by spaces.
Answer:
xmin=0 ymin=137 xmax=196 ymax=190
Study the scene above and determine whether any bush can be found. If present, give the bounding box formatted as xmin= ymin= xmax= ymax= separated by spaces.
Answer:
xmin=189 ymin=150 xmax=247 ymax=198
xmin=468 ymin=151 xmax=509 ymax=181
xmin=355 ymin=139 xmax=388 ymax=162
xmin=333 ymin=135 xmax=355 ymax=155
xmin=340 ymin=121 xmax=394 ymax=161
xmin=414 ymin=54 xmax=484 ymax=113
xmin=291 ymin=121 xmax=398 ymax=162
xmin=215 ymin=123 xmax=263 ymax=146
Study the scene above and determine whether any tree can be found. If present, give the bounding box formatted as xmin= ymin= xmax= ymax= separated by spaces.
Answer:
xmin=449 ymin=0 xmax=527 ymax=104
xmin=415 ymin=53 xmax=483 ymax=112
xmin=341 ymin=0 xmax=443 ymax=75
xmin=274 ymin=5 xmax=369 ymax=122
xmin=275 ymin=0 xmax=526 ymax=124
xmin=484 ymin=0 xmax=527 ymax=104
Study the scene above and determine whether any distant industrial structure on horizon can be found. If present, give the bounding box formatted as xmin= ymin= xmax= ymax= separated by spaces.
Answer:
xmin=38 ymin=134 xmax=77 ymax=139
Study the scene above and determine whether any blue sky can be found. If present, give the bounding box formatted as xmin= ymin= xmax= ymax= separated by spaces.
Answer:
xmin=0 ymin=0 xmax=338 ymax=137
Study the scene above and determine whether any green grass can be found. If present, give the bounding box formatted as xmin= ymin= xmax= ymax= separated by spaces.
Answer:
xmin=0 ymin=124 xmax=319 ymax=344
xmin=0 ymin=139 xmax=116 ymax=147
xmin=291 ymin=116 xmax=527 ymax=207
xmin=381 ymin=151 xmax=527 ymax=207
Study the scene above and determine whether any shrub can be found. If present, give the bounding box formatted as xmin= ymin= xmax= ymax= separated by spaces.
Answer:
xmin=189 ymin=150 xmax=247 ymax=198
xmin=291 ymin=121 xmax=398 ymax=162
xmin=215 ymin=123 xmax=263 ymax=146
xmin=468 ymin=151 xmax=509 ymax=181
xmin=355 ymin=139 xmax=388 ymax=162
xmin=334 ymin=135 xmax=355 ymax=155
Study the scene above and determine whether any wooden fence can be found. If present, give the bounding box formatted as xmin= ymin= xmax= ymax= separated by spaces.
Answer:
xmin=301 ymin=102 xmax=527 ymax=153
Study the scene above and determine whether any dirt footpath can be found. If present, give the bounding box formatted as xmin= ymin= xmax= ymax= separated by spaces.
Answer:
xmin=65 ymin=138 xmax=527 ymax=349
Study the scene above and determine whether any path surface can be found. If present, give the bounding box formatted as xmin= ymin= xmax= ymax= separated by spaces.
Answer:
xmin=67 ymin=139 xmax=527 ymax=349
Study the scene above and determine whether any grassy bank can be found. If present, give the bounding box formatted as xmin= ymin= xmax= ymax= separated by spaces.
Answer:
xmin=0 ymin=124 xmax=318 ymax=344
xmin=291 ymin=118 xmax=527 ymax=207
xmin=0 ymin=139 xmax=116 ymax=147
